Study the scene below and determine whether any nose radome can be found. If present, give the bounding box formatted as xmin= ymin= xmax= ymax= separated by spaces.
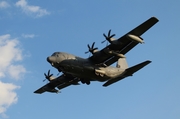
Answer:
xmin=47 ymin=56 xmax=56 ymax=63
xmin=47 ymin=57 xmax=50 ymax=63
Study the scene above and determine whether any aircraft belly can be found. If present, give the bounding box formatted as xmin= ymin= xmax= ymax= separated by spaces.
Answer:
xmin=60 ymin=60 xmax=93 ymax=78
xmin=70 ymin=67 xmax=124 ymax=82
xmin=60 ymin=60 xmax=125 ymax=82
xmin=61 ymin=64 xmax=105 ymax=81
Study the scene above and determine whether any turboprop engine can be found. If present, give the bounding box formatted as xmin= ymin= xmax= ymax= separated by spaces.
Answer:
xmin=43 ymin=70 xmax=56 ymax=82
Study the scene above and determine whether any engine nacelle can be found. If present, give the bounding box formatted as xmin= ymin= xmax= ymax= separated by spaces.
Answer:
xmin=49 ymin=76 xmax=56 ymax=81
xmin=104 ymin=49 xmax=126 ymax=58
xmin=127 ymin=34 xmax=144 ymax=44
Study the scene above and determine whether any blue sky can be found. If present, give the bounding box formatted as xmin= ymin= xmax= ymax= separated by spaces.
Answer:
xmin=0 ymin=0 xmax=180 ymax=119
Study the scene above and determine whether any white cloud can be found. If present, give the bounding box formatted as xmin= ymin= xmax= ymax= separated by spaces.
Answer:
xmin=8 ymin=65 xmax=26 ymax=80
xmin=0 ymin=34 xmax=26 ymax=79
xmin=0 ymin=1 xmax=10 ymax=9
xmin=15 ymin=0 xmax=50 ymax=18
xmin=0 ymin=34 xmax=26 ymax=116
xmin=22 ymin=34 xmax=35 ymax=38
xmin=0 ymin=81 xmax=20 ymax=117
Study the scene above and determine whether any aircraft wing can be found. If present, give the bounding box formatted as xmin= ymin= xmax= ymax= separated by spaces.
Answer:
xmin=89 ymin=17 xmax=159 ymax=66
xmin=34 ymin=83 xmax=55 ymax=94
xmin=34 ymin=74 xmax=79 ymax=94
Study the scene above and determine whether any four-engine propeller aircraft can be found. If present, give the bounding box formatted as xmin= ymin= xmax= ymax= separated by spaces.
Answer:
xmin=34 ymin=17 xmax=159 ymax=94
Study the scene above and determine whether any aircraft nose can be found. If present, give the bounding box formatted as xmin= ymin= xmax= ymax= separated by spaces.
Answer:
xmin=47 ymin=56 xmax=56 ymax=63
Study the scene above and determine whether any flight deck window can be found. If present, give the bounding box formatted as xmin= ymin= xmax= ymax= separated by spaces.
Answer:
xmin=51 ymin=52 xmax=60 ymax=57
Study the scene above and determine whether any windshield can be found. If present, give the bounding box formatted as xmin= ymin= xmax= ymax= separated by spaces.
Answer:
xmin=51 ymin=52 xmax=61 ymax=57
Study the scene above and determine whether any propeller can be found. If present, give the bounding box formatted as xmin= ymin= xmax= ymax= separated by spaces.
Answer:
xmin=101 ymin=29 xmax=116 ymax=44
xmin=43 ymin=70 xmax=53 ymax=82
xmin=85 ymin=42 xmax=98 ymax=55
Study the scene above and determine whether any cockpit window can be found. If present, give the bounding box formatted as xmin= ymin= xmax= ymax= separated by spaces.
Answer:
xmin=51 ymin=52 xmax=61 ymax=57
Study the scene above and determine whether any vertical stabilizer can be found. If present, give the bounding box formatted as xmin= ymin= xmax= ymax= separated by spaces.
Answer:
xmin=116 ymin=58 xmax=128 ymax=69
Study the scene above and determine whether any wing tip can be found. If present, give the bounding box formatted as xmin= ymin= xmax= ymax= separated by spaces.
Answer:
xmin=34 ymin=91 xmax=43 ymax=94
xmin=150 ymin=16 xmax=159 ymax=22
xmin=145 ymin=60 xmax=152 ymax=64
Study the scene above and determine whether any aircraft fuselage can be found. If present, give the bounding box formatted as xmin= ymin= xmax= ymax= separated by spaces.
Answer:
xmin=47 ymin=52 xmax=125 ymax=82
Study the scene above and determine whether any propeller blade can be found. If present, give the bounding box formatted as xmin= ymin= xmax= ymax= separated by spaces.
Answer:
xmin=92 ymin=42 xmax=95 ymax=48
xmin=101 ymin=40 xmax=106 ymax=44
xmin=110 ymin=34 xmax=115 ymax=38
xmin=94 ymin=48 xmax=98 ymax=50
xmin=103 ymin=33 xmax=107 ymax=39
xmin=48 ymin=70 xmax=50 ymax=76
xmin=49 ymin=74 xmax=53 ymax=77
xmin=108 ymin=29 xmax=111 ymax=36
xmin=87 ymin=44 xmax=90 ymax=49
xmin=102 ymin=29 xmax=116 ymax=44
xmin=43 ymin=79 xmax=46 ymax=82
xmin=85 ymin=51 xmax=89 ymax=54
xmin=43 ymin=70 xmax=53 ymax=82
xmin=44 ymin=73 xmax=47 ymax=77
xmin=85 ymin=42 xmax=98 ymax=55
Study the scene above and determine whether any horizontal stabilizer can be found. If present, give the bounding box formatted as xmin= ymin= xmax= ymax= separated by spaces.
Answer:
xmin=103 ymin=60 xmax=151 ymax=87
xmin=125 ymin=60 xmax=151 ymax=76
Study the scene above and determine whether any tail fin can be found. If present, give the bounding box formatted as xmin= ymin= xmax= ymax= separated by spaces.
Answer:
xmin=116 ymin=58 xmax=128 ymax=69
xmin=103 ymin=60 xmax=151 ymax=87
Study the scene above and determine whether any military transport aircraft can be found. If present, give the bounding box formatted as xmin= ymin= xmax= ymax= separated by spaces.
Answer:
xmin=34 ymin=17 xmax=159 ymax=94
